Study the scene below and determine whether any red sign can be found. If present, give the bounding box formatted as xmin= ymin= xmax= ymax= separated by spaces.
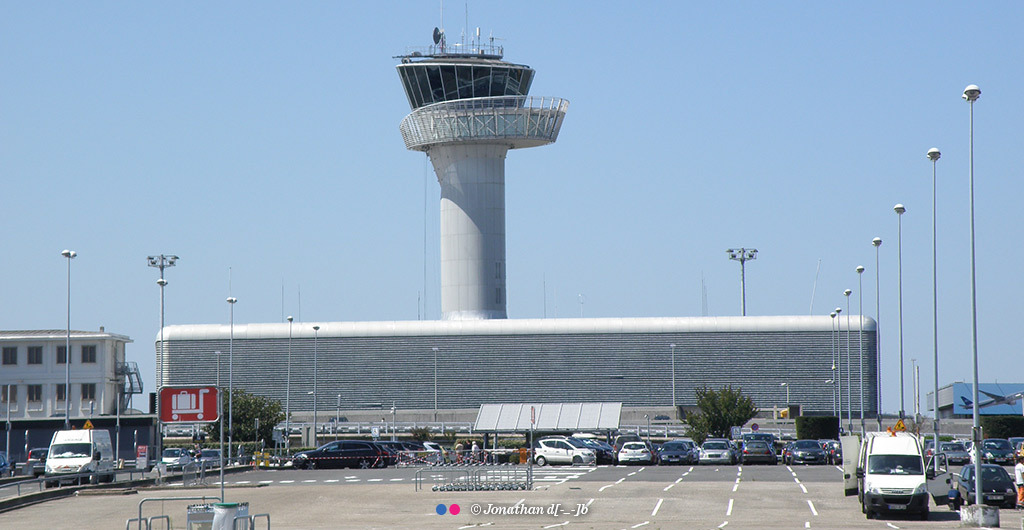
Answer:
xmin=159 ymin=386 xmax=219 ymax=423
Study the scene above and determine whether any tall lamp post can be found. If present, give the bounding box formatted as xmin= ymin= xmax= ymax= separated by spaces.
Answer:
xmin=927 ymin=147 xmax=942 ymax=469
xmin=872 ymin=237 xmax=882 ymax=429
xmin=830 ymin=311 xmax=838 ymax=416
xmin=825 ymin=380 xmax=835 ymax=416
xmin=312 ymin=325 xmax=320 ymax=447
xmin=894 ymin=203 xmax=906 ymax=419
xmin=227 ymin=296 xmax=237 ymax=460
xmin=856 ymin=266 xmax=865 ymax=434
xmin=432 ymin=347 xmax=440 ymax=422
xmin=726 ymin=248 xmax=758 ymax=315
xmin=843 ymin=289 xmax=852 ymax=433
xmin=148 ymin=254 xmax=177 ymax=455
xmin=835 ymin=306 xmax=842 ymax=427
xmin=61 ymin=249 xmax=77 ymax=430
xmin=963 ymin=83 xmax=982 ymax=501
xmin=286 ymin=316 xmax=293 ymax=453
xmin=669 ymin=343 xmax=677 ymax=414
xmin=780 ymin=382 xmax=789 ymax=409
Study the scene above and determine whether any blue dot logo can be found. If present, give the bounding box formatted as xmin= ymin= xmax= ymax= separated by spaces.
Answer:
xmin=436 ymin=503 xmax=447 ymax=515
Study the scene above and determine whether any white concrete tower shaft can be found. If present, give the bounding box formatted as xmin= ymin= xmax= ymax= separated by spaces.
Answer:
xmin=397 ymin=43 xmax=567 ymax=320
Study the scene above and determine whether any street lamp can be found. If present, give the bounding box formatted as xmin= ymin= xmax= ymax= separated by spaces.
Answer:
xmin=726 ymin=248 xmax=758 ymax=315
xmin=147 ymin=254 xmax=178 ymax=453
xmin=391 ymin=402 xmax=397 ymax=442
xmin=313 ymin=325 xmax=320 ymax=447
xmin=336 ymin=394 xmax=341 ymax=440
xmin=780 ymin=382 xmax=789 ymax=408
xmin=825 ymin=380 xmax=835 ymax=416
xmin=286 ymin=316 xmax=293 ymax=453
xmin=963 ymin=82 xmax=982 ymax=501
xmin=925 ymin=147 xmax=942 ymax=469
xmin=830 ymin=311 xmax=838 ymax=416
xmin=894 ymin=203 xmax=906 ymax=419
xmin=856 ymin=265 xmax=865 ymax=434
xmin=644 ymin=414 xmax=650 ymax=444
xmin=432 ymin=347 xmax=439 ymax=422
xmin=227 ymin=296 xmax=237 ymax=459
xmin=669 ymin=343 xmax=677 ymax=413
xmin=835 ymin=306 xmax=842 ymax=426
xmin=844 ymin=289 xmax=852 ymax=432
xmin=872 ymin=237 xmax=882 ymax=430
xmin=61 ymin=249 xmax=76 ymax=430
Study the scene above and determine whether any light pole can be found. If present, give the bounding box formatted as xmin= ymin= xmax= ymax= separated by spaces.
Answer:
xmin=312 ymin=325 xmax=320 ymax=448
xmin=780 ymin=382 xmax=789 ymax=409
xmin=215 ymin=350 xmax=221 ymax=386
xmin=926 ymin=147 xmax=942 ymax=469
xmin=963 ymin=82 xmax=982 ymax=501
xmin=825 ymin=380 xmax=835 ymax=416
xmin=61 ymin=249 xmax=76 ymax=430
xmin=872 ymin=237 xmax=882 ymax=429
xmin=830 ymin=311 xmax=838 ymax=417
xmin=391 ymin=402 xmax=397 ymax=442
xmin=894 ymin=203 xmax=906 ymax=420
xmin=147 ymin=254 xmax=177 ymax=452
xmin=726 ymin=248 xmax=758 ymax=315
xmin=286 ymin=316 xmax=293 ymax=453
xmin=669 ymin=343 xmax=677 ymax=414
xmin=844 ymin=289 xmax=852 ymax=432
xmin=227 ymin=296 xmax=237 ymax=460
xmin=432 ymin=347 xmax=440 ymax=421
xmin=857 ymin=266 xmax=865 ymax=434
xmin=835 ymin=306 xmax=842 ymax=428
xmin=644 ymin=414 xmax=650 ymax=444
xmin=336 ymin=394 xmax=341 ymax=440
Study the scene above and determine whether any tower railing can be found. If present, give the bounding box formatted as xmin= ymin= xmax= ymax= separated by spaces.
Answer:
xmin=400 ymin=95 xmax=569 ymax=151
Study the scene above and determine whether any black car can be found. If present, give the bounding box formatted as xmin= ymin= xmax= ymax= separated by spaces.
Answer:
xmin=955 ymin=464 xmax=1017 ymax=509
xmin=978 ymin=439 xmax=1014 ymax=466
xmin=575 ymin=438 xmax=616 ymax=465
xmin=739 ymin=440 xmax=777 ymax=465
xmin=785 ymin=440 xmax=827 ymax=465
xmin=292 ymin=440 xmax=388 ymax=469
xmin=658 ymin=440 xmax=699 ymax=465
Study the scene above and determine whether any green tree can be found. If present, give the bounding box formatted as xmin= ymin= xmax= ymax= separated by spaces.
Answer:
xmin=205 ymin=389 xmax=285 ymax=447
xmin=685 ymin=386 xmax=758 ymax=445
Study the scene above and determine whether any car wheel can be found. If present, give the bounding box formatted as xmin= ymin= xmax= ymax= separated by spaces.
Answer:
xmin=358 ymin=459 xmax=371 ymax=469
xmin=572 ymin=456 xmax=582 ymax=466
xmin=535 ymin=456 xmax=547 ymax=466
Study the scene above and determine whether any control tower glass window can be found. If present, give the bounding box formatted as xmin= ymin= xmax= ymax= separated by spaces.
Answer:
xmin=397 ymin=63 xmax=536 ymax=109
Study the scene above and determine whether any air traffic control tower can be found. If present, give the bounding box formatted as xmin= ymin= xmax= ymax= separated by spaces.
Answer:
xmin=397 ymin=30 xmax=568 ymax=320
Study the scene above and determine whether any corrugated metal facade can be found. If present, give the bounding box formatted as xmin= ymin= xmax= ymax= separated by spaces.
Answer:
xmin=158 ymin=316 xmax=877 ymax=415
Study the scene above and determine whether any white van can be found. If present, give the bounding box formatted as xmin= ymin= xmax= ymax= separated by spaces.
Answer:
xmin=44 ymin=429 xmax=115 ymax=486
xmin=855 ymin=432 xmax=935 ymax=520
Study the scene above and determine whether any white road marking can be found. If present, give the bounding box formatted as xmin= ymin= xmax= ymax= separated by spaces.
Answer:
xmin=726 ymin=498 xmax=734 ymax=516
xmin=800 ymin=484 xmax=807 ymax=494
xmin=631 ymin=522 xmax=649 ymax=528
xmin=324 ymin=479 xmax=339 ymax=483
xmin=804 ymin=522 xmax=810 ymax=528
xmin=652 ymin=498 xmax=664 ymax=517
xmin=259 ymin=480 xmax=273 ymax=484
xmin=586 ymin=498 xmax=595 ymax=508
xmin=676 ymin=477 xmax=684 ymax=483
xmin=345 ymin=475 xmax=357 ymax=479
xmin=236 ymin=480 xmax=251 ymax=484
xmin=346 ymin=479 xmax=359 ymax=482
xmin=794 ymin=477 xmax=801 ymax=483
xmin=834 ymin=465 xmax=843 ymax=472
xmin=515 ymin=499 xmax=526 ymax=507
xmin=599 ymin=484 xmax=614 ymax=492
xmin=732 ymin=483 xmax=738 ymax=492
xmin=389 ymin=478 xmax=404 ymax=482
xmin=688 ymin=466 xmax=694 ymax=472
xmin=807 ymin=500 xmax=818 ymax=516
xmin=279 ymin=480 xmax=294 ymax=484
xmin=886 ymin=524 xmax=900 ymax=529
xmin=616 ymin=478 xmax=626 ymax=484
xmin=367 ymin=478 xmax=383 ymax=482
xmin=638 ymin=467 xmax=646 ymax=472
xmin=628 ymin=472 xmax=637 ymax=476
xmin=302 ymin=479 xmax=316 ymax=483
xmin=718 ymin=522 xmax=729 ymax=528
xmin=542 ymin=523 xmax=569 ymax=529
xmin=663 ymin=483 xmax=675 ymax=492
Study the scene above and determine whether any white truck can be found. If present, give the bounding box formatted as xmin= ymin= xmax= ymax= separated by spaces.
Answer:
xmin=844 ymin=431 xmax=950 ymax=520
xmin=44 ymin=429 xmax=115 ymax=486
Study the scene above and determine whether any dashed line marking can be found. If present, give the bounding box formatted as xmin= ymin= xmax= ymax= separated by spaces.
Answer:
xmin=259 ymin=480 xmax=273 ymax=484
xmin=628 ymin=472 xmax=637 ymax=476
xmin=663 ymin=483 xmax=675 ymax=492
xmin=631 ymin=522 xmax=649 ymax=529
xmin=799 ymin=484 xmax=807 ymax=494
xmin=324 ymin=479 xmax=339 ymax=483
xmin=543 ymin=523 xmax=569 ymax=529
xmin=804 ymin=522 xmax=810 ymax=528
xmin=586 ymin=498 xmax=595 ymax=508
xmin=718 ymin=522 xmax=729 ymax=528
xmin=236 ymin=480 xmax=251 ymax=484
xmin=886 ymin=524 xmax=900 ymax=529
xmin=599 ymin=484 xmax=614 ymax=492
xmin=389 ymin=478 xmax=404 ymax=482
xmin=279 ymin=480 xmax=294 ymax=484
xmin=367 ymin=478 xmax=383 ymax=482
xmin=302 ymin=479 xmax=317 ymax=483
xmin=726 ymin=498 xmax=734 ymax=516
xmin=807 ymin=500 xmax=818 ymax=516
xmin=616 ymin=477 xmax=626 ymax=484
xmin=652 ymin=499 xmax=664 ymax=517
xmin=676 ymin=477 xmax=684 ymax=483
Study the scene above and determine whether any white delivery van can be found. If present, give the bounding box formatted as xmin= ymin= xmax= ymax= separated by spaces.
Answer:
xmin=44 ymin=429 xmax=115 ymax=486
xmin=855 ymin=431 xmax=940 ymax=520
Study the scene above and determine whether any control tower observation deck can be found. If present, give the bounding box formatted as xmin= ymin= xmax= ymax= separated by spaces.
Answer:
xmin=397 ymin=34 xmax=568 ymax=320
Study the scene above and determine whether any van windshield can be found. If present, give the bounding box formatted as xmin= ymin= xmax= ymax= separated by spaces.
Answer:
xmin=867 ymin=454 xmax=923 ymax=475
xmin=50 ymin=443 xmax=92 ymax=458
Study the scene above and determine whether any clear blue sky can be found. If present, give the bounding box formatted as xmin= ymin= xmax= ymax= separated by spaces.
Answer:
xmin=2 ymin=2 xmax=1022 ymax=415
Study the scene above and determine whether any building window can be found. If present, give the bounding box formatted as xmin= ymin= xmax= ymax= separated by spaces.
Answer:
xmin=27 ymin=385 xmax=42 ymax=403
xmin=81 ymin=383 xmax=96 ymax=401
xmin=0 ymin=385 xmax=15 ymax=404
xmin=57 ymin=346 xmax=67 ymax=364
xmin=28 ymin=346 xmax=43 ymax=365
xmin=81 ymin=345 xmax=97 ymax=363
xmin=56 ymin=384 xmax=67 ymax=402
xmin=2 ymin=347 xmax=17 ymax=365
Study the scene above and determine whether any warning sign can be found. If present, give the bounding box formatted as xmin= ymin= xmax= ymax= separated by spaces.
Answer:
xmin=83 ymin=419 xmax=94 ymax=430
xmin=893 ymin=419 xmax=906 ymax=432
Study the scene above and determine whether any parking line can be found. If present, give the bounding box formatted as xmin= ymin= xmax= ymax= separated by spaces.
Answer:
xmin=599 ymin=484 xmax=614 ymax=492
xmin=586 ymin=498 xmax=595 ymax=508
xmin=726 ymin=498 xmax=734 ymax=516
xmin=542 ymin=523 xmax=569 ymax=529
xmin=389 ymin=478 xmax=404 ymax=482
xmin=236 ymin=480 xmax=252 ymax=484
xmin=804 ymin=522 xmax=810 ymax=528
xmin=675 ymin=477 xmax=683 ymax=483
xmin=628 ymin=472 xmax=637 ymax=476
xmin=367 ymin=478 xmax=383 ymax=482
xmin=652 ymin=498 xmax=663 ymax=517
xmin=279 ymin=480 xmax=294 ymax=484
xmin=631 ymin=522 xmax=649 ymax=528
xmin=302 ymin=479 xmax=316 ymax=483
xmin=616 ymin=478 xmax=626 ymax=484
xmin=259 ymin=480 xmax=273 ymax=484
xmin=324 ymin=479 xmax=339 ymax=483
xmin=885 ymin=524 xmax=900 ymax=530
xmin=807 ymin=500 xmax=817 ymax=516
xmin=663 ymin=483 xmax=675 ymax=492
xmin=718 ymin=522 xmax=728 ymax=528
xmin=799 ymin=484 xmax=807 ymax=494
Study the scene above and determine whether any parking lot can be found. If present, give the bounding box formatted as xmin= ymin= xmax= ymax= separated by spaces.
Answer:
xmin=2 ymin=462 xmax=1021 ymax=529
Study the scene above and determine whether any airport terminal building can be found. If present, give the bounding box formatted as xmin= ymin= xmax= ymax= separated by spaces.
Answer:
xmin=158 ymin=315 xmax=877 ymax=417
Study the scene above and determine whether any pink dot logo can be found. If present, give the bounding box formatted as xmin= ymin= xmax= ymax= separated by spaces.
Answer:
xmin=449 ymin=504 xmax=461 ymax=515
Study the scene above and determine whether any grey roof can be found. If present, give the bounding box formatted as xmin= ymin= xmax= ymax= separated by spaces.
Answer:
xmin=159 ymin=315 xmax=877 ymax=342
xmin=474 ymin=403 xmax=622 ymax=433
xmin=0 ymin=329 xmax=132 ymax=342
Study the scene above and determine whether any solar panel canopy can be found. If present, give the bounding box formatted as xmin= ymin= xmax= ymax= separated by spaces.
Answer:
xmin=474 ymin=402 xmax=622 ymax=432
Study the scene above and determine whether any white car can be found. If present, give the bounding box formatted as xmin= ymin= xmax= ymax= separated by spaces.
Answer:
xmin=618 ymin=441 xmax=654 ymax=464
xmin=533 ymin=438 xmax=595 ymax=466
xmin=161 ymin=448 xmax=193 ymax=469
xmin=699 ymin=439 xmax=736 ymax=465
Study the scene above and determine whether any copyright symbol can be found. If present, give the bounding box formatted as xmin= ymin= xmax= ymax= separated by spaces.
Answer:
xmin=470 ymin=504 xmax=482 ymax=515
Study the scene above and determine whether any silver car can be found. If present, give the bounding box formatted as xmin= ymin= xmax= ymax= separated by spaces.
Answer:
xmin=699 ymin=439 xmax=736 ymax=465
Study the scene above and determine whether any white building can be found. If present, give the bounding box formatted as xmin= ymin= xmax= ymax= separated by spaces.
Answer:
xmin=0 ymin=329 xmax=138 ymax=420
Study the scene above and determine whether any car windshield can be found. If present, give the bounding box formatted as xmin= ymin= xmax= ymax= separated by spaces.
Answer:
xmin=51 ymin=443 xmax=92 ymax=458
xmin=744 ymin=433 xmax=773 ymax=442
xmin=941 ymin=443 xmax=966 ymax=452
xmin=704 ymin=441 xmax=728 ymax=450
xmin=794 ymin=441 xmax=820 ymax=449
xmin=566 ymin=438 xmax=589 ymax=449
xmin=163 ymin=449 xmax=182 ymax=457
xmin=663 ymin=441 xmax=692 ymax=450
xmin=867 ymin=454 xmax=923 ymax=475
xmin=983 ymin=440 xmax=1011 ymax=450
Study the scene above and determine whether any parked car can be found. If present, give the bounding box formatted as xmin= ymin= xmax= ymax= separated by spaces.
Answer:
xmin=785 ymin=440 xmax=828 ymax=465
xmin=198 ymin=449 xmax=222 ymax=466
xmin=534 ymin=437 xmax=596 ymax=466
xmin=658 ymin=440 xmax=699 ymax=465
xmin=421 ymin=441 xmax=447 ymax=464
xmin=937 ymin=442 xmax=971 ymax=466
xmin=819 ymin=440 xmax=842 ymax=465
xmin=739 ymin=440 xmax=776 ymax=465
xmin=161 ymin=448 xmax=193 ymax=469
xmin=612 ymin=433 xmax=642 ymax=455
xmin=699 ymin=439 xmax=736 ymax=465
xmin=26 ymin=448 xmax=49 ymax=477
xmin=618 ymin=441 xmax=655 ymax=464
xmin=955 ymin=464 xmax=1017 ymax=509
xmin=974 ymin=439 xmax=1014 ymax=466
xmin=1007 ymin=437 xmax=1024 ymax=456
xmin=292 ymin=440 xmax=388 ymax=469
xmin=577 ymin=438 xmax=617 ymax=465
